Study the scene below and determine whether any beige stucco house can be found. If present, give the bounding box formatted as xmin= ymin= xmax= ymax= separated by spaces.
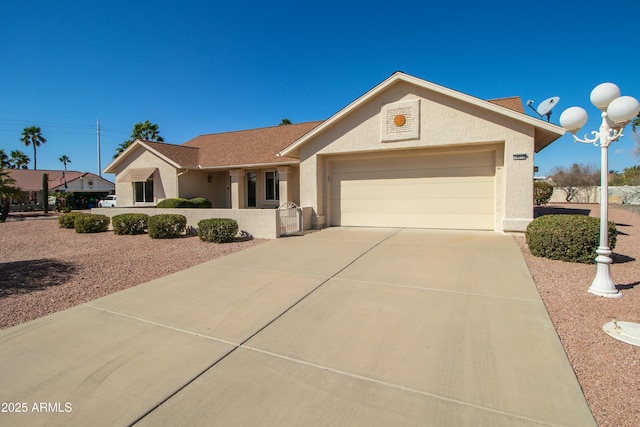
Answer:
xmin=103 ymin=72 xmax=564 ymax=235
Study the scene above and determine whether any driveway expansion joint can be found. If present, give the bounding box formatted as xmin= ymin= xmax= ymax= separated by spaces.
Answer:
xmin=128 ymin=228 xmax=404 ymax=425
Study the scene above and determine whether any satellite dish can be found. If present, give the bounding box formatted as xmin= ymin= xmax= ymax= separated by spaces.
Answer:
xmin=526 ymin=96 xmax=560 ymax=122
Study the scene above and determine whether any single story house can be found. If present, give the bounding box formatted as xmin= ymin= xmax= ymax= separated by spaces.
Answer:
xmin=103 ymin=72 xmax=564 ymax=234
xmin=7 ymin=169 xmax=115 ymax=210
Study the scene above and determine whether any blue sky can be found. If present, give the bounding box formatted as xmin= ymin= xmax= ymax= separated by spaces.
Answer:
xmin=1 ymin=0 xmax=639 ymax=182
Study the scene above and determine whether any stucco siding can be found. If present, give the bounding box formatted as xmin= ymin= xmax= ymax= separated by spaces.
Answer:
xmin=298 ymin=80 xmax=538 ymax=232
xmin=93 ymin=207 xmax=279 ymax=239
xmin=112 ymin=148 xmax=177 ymax=206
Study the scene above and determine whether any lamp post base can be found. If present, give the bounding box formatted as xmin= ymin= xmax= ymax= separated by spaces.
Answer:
xmin=588 ymin=247 xmax=621 ymax=298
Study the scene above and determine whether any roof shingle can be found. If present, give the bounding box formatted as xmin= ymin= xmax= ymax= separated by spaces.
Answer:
xmin=182 ymin=121 xmax=323 ymax=168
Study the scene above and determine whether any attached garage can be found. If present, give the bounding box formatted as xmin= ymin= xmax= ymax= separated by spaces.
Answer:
xmin=280 ymin=72 xmax=565 ymax=233
xmin=329 ymin=150 xmax=496 ymax=230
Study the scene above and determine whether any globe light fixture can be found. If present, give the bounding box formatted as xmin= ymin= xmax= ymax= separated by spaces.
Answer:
xmin=559 ymin=83 xmax=640 ymax=298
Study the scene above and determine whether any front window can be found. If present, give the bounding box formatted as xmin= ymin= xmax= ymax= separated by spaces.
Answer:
xmin=265 ymin=171 xmax=279 ymax=201
xmin=134 ymin=179 xmax=154 ymax=203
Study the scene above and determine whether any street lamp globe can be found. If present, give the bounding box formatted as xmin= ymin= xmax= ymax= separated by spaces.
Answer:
xmin=559 ymin=106 xmax=588 ymax=134
xmin=590 ymin=83 xmax=620 ymax=111
xmin=607 ymin=96 xmax=640 ymax=125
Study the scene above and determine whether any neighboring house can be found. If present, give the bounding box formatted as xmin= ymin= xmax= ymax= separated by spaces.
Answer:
xmin=104 ymin=72 xmax=564 ymax=233
xmin=7 ymin=169 xmax=115 ymax=209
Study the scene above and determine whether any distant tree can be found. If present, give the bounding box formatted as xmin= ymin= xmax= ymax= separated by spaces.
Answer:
xmin=620 ymin=165 xmax=640 ymax=186
xmin=20 ymin=126 xmax=46 ymax=170
xmin=550 ymin=163 xmax=599 ymax=202
xmin=114 ymin=120 xmax=164 ymax=158
xmin=609 ymin=170 xmax=625 ymax=186
xmin=0 ymin=149 xmax=9 ymax=168
xmin=9 ymin=150 xmax=30 ymax=169
xmin=533 ymin=181 xmax=553 ymax=206
xmin=58 ymin=155 xmax=71 ymax=171
xmin=0 ymin=169 xmax=22 ymax=221
xmin=632 ymin=112 xmax=640 ymax=157
xmin=279 ymin=118 xmax=292 ymax=126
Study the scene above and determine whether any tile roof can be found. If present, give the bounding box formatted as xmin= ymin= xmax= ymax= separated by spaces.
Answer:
xmin=181 ymin=121 xmax=323 ymax=168
xmin=487 ymin=96 xmax=525 ymax=114
xmin=6 ymin=170 xmax=108 ymax=191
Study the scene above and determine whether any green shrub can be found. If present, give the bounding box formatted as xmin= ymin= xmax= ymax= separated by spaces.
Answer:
xmin=112 ymin=213 xmax=149 ymax=235
xmin=189 ymin=197 xmax=213 ymax=209
xmin=526 ymin=214 xmax=617 ymax=264
xmin=74 ymin=213 xmax=110 ymax=233
xmin=148 ymin=214 xmax=187 ymax=239
xmin=156 ymin=198 xmax=194 ymax=208
xmin=534 ymin=181 xmax=554 ymax=206
xmin=197 ymin=218 xmax=239 ymax=243
xmin=58 ymin=212 xmax=83 ymax=229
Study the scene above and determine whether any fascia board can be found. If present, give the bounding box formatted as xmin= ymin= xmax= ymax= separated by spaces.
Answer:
xmin=280 ymin=72 xmax=565 ymax=157
xmin=193 ymin=160 xmax=299 ymax=171
xmin=103 ymin=139 xmax=144 ymax=173
xmin=103 ymin=140 xmax=181 ymax=174
xmin=137 ymin=141 xmax=182 ymax=169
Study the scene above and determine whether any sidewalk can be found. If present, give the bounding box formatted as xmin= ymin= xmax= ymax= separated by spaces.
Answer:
xmin=0 ymin=228 xmax=595 ymax=426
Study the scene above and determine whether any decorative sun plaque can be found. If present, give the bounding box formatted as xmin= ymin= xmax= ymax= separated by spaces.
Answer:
xmin=381 ymin=99 xmax=420 ymax=142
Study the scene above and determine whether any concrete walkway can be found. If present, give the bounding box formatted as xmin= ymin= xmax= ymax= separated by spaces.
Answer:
xmin=0 ymin=228 xmax=595 ymax=426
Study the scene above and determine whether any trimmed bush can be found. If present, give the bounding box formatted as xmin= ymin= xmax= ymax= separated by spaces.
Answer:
xmin=58 ymin=212 xmax=83 ymax=229
xmin=534 ymin=181 xmax=553 ymax=206
xmin=156 ymin=198 xmax=194 ymax=208
xmin=112 ymin=213 xmax=149 ymax=235
xmin=189 ymin=197 xmax=213 ymax=209
xmin=74 ymin=213 xmax=110 ymax=233
xmin=197 ymin=218 xmax=239 ymax=243
xmin=526 ymin=214 xmax=617 ymax=264
xmin=148 ymin=214 xmax=187 ymax=239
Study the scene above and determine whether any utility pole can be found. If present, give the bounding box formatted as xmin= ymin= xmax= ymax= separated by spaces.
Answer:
xmin=97 ymin=118 xmax=102 ymax=177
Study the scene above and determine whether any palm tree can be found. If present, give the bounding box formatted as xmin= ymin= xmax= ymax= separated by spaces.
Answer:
xmin=59 ymin=155 xmax=71 ymax=171
xmin=0 ymin=169 xmax=22 ymax=222
xmin=632 ymin=112 xmax=640 ymax=132
xmin=9 ymin=150 xmax=30 ymax=169
xmin=0 ymin=149 xmax=8 ymax=168
xmin=114 ymin=120 xmax=164 ymax=158
xmin=133 ymin=120 xmax=164 ymax=141
xmin=21 ymin=126 xmax=47 ymax=170
xmin=279 ymin=118 xmax=292 ymax=126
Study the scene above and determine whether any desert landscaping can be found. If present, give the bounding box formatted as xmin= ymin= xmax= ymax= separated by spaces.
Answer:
xmin=1 ymin=204 xmax=639 ymax=426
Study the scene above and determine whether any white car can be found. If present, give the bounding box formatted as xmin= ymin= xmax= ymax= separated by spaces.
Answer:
xmin=98 ymin=195 xmax=116 ymax=207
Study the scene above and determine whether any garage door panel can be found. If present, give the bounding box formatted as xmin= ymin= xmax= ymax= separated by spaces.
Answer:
xmin=336 ymin=197 xmax=494 ymax=215
xmin=330 ymin=152 xmax=496 ymax=230
xmin=333 ymin=177 xmax=494 ymax=200
xmin=332 ymin=152 xmax=494 ymax=174
xmin=335 ymin=212 xmax=494 ymax=230
xmin=332 ymin=165 xmax=494 ymax=181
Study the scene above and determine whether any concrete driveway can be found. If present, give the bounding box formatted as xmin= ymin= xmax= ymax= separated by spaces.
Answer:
xmin=0 ymin=227 xmax=595 ymax=426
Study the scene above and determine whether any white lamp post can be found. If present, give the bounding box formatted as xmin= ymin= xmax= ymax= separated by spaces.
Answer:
xmin=559 ymin=83 xmax=640 ymax=298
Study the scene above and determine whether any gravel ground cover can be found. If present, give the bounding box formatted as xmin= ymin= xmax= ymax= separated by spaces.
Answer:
xmin=515 ymin=204 xmax=640 ymax=427
xmin=0 ymin=215 xmax=266 ymax=329
xmin=1 ymin=206 xmax=639 ymax=426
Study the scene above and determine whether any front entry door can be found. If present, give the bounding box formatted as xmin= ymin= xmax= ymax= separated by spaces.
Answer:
xmin=247 ymin=172 xmax=257 ymax=207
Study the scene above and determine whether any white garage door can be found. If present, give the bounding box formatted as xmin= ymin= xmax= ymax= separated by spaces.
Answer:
xmin=330 ymin=151 xmax=495 ymax=230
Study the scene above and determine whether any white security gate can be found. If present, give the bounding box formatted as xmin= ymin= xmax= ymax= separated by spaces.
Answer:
xmin=278 ymin=202 xmax=302 ymax=236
